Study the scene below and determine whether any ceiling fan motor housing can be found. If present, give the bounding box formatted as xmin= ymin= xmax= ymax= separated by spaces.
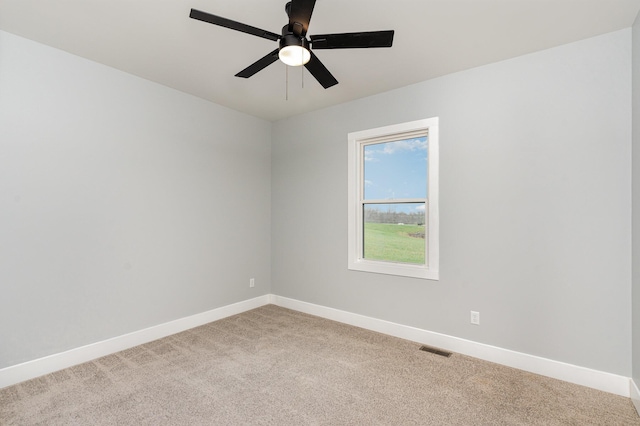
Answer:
xmin=280 ymin=26 xmax=310 ymax=52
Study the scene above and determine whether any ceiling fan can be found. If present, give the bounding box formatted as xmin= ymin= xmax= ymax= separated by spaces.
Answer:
xmin=189 ymin=0 xmax=394 ymax=89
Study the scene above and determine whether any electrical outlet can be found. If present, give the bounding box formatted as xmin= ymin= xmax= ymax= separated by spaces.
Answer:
xmin=470 ymin=311 xmax=480 ymax=325
xmin=249 ymin=278 xmax=255 ymax=288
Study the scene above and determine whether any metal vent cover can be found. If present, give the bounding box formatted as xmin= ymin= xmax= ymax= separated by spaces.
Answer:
xmin=419 ymin=345 xmax=452 ymax=358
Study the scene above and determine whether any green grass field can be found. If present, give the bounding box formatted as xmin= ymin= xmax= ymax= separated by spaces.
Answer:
xmin=364 ymin=223 xmax=425 ymax=264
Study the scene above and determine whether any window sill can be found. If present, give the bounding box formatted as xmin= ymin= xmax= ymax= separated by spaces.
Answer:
xmin=348 ymin=259 xmax=439 ymax=280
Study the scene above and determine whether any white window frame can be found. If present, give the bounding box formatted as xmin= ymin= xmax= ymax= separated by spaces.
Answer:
xmin=347 ymin=117 xmax=439 ymax=280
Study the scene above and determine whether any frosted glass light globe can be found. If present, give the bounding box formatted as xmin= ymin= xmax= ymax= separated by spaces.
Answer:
xmin=279 ymin=45 xmax=311 ymax=66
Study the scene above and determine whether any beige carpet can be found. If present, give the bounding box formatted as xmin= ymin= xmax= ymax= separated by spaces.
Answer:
xmin=1 ymin=305 xmax=639 ymax=425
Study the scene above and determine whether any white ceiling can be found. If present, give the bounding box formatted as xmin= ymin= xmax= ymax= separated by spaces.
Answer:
xmin=1 ymin=0 xmax=640 ymax=121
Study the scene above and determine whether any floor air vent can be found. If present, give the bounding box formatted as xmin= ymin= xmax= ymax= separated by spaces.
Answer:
xmin=419 ymin=345 xmax=452 ymax=357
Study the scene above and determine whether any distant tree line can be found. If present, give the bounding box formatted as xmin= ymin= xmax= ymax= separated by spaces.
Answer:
xmin=364 ymin=209 xmax=424 ymax=225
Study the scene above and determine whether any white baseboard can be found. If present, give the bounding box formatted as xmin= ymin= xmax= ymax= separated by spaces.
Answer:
xmin=0 ymin=295 xmax=270 ymax=389
xmin=1 ymin=294 xmax=631 ymax=398
xmin=271 ymin=295 xmax=630 ymax=397
xmin=631 ymin=379 xmax=640 ymax=415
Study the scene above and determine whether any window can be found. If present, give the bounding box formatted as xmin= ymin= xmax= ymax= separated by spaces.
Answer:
xmin=348 ymin=118 xmax=439 ymax=280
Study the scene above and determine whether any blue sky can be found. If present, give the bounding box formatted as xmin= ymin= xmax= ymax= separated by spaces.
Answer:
xmin=363 ymin=136 xmax=428 ymax=215
xmin=364 ymin=136 xmax=428 ymax=207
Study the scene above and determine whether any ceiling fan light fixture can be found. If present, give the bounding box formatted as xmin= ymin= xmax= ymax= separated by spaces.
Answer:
xmin=189 ymin=1 xmax=394 ymax=89
xmin=279 ymin=34 xmax=311 ymax=66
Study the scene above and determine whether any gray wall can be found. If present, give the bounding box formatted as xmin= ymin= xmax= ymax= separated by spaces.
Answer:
xmin=0 ymin=25 xmax=634 ymax=378
xmin=633 ymin=13 xmax=640 ymax=385
xmin=272 ymin=29 xmax=632 ymax=376
xmin=0 ymin=31 xmax=272 ymax=368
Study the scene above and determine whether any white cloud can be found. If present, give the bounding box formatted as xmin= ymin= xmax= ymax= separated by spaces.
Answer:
xmin=364 ymin=137 xmax=427 ymax=162
xmin=364 ymin=180 xmax=373 ymax=186
xmin=364 ymin=151 xmax=379 ymax=162
xmin=415 ymin=205 xmax=426 ymax=211
xmin=381 ymin=138 xmax=427 ymax=154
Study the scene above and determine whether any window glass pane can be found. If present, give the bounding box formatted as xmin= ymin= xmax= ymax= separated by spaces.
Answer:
xmin=363 ymin=137 xmax=428 ymax=200
xmin=363 ymin=203 xmax=426 ymax=265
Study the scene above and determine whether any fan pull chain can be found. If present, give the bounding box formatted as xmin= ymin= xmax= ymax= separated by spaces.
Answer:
xmin=301 ymin=45 xmax=304 ymax=89
xmin=285 ymin=65 xmax=289 ymax=101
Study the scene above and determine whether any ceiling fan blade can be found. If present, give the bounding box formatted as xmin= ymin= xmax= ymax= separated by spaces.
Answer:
xmin=190 ymin=9 xmax=280 ymax=41
xmin=288 ymin=0 xmax=316 ymax=37
xmin=304 ymin=51 xmax=338 ymax=89
xmin=310 ymin=30 xmax=394 ymax=49
xmin=235 ymin=49 xmax=280 ymax=78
